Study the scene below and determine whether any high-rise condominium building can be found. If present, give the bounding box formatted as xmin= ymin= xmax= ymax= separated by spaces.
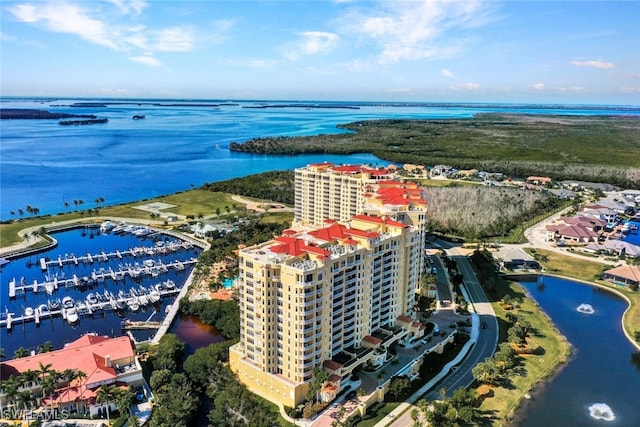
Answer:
xmin=229 ymin=215 xmax=427 ymax=407
xmin=229 ymin=163 xmax=429 ymax=408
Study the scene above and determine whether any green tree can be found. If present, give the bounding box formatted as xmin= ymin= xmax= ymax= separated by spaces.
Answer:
xmin=13 ymin=346 xmax=30 ymax=358
xmin=152 ymin=333 xmax=184 ymax=371
xmin=305 ymin=367 xmax=330 ymax=402
xmin=37 ymin=341 xmax=54 ymax=354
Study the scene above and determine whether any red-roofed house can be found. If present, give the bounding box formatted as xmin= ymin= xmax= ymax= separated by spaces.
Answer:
xmin=0 ymin=334 xmax=143 ymax=418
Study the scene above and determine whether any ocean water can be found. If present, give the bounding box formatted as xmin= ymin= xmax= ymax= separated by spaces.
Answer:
xmin=1 ymin=98 xmax=638 ymax=219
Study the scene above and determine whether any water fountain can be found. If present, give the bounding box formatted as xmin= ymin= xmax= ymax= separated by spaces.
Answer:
xmin=588 ymin=403 xmax=615 ymax=421
xmin=576 ymin=303 xmax=595 ymax=314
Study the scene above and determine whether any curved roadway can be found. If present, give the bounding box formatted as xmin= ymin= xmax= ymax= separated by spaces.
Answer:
xmin=386 ymin=244 xmax=498 ymax=427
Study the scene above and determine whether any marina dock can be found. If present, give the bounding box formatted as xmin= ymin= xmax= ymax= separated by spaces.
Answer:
xmin=8 ymin=258 xmax=196 ymax=297
xmin=0 ymin=285 xmax=181 ymax=329
xmin=39 ymin=241 xmax=193 ymax=271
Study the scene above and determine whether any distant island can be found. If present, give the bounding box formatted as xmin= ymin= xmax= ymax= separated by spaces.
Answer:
xmin=0 ymin=108 xmax=97 ymax=120
xmin=59 ymin=118 xmax=109 ymax=126
xmin=242 ymin=103 xmax=360 ymax=110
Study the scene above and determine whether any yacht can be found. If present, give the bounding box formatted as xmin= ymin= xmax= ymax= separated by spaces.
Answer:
xmin=38 ymin=304 xmax=49 ymax=315
xmin=24 ymin=307 xmax=34 ymax=317
xmin=66 ymin=308 xmax=79 ymax=324
xmin=127 ymin=298 xmax=140 ymax=312
xmin=164 ymin=279 xmax=176 ymax=289
xmin=148 ymin=289 xmax=161 ymax=304
xmin=86 ymin=293 xmax=98 ymax=304
xmin=62 ymin=296 xmax=75 ymax=309
xmin=48 ymin=298 xmax=61 ymax=310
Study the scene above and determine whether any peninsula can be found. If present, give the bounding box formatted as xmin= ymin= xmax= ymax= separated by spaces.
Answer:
xmin=229 ymin=114 xmax=640 ymax=188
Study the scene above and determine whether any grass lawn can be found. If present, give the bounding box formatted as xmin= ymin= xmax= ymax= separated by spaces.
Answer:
xmin=476 ymin=278 xmax=571 ymax=425
xmin=524 ymin=248 xmax=640 ymax=347
xmin=353 ymin=402 xmax=401 ymax=427
xmin=1 ymin=190 xmax=238 ymax=248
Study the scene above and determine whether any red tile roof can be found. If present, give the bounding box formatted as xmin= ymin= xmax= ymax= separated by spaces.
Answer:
xmin=1 ymin=335 xmax=135 ymax=387
xmin=363 ymin=335 xmax=382 ymax=345
xmin=323 ymin=360 xmax=343 ymax=372
xmin=604 ymin=265 xmax=640 ymax=283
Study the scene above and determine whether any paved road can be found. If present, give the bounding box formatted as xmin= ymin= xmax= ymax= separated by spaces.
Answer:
xmin=386 ymin=247 xmax=499 ymax=427
xmin=423 ymin=251 xmax=498 ymax=400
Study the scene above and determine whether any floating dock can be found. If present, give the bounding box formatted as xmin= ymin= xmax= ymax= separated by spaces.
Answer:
xmin=8 ymin=258 xmax=196 ymax=297
xmin=0 ymin=286 xmax=181 ymax=329
xmin=39 ymin=241 xmax=193 ymax=271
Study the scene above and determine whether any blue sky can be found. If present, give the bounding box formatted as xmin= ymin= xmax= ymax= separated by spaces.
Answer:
xmin=1 ymin=0 xmax=639 ymax=104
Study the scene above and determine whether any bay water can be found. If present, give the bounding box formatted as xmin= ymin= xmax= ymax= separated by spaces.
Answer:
xmin=2 ymin=98 xmax=638 ymax=219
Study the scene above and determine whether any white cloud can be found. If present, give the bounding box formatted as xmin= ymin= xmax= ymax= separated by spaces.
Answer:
xmin=340 ymin=0 xmax=497 ymax=64
xmin=97 ymin=87 xmax=131 ymax=95
xmin=557 ymin=86 xmax=587 ymax=93
xmin=8 ymin=2 xmax=121 ymax=50
xmin=106 ymin=0 xmax=147 ymax=16
xmin=451 ymin=82 xmax=480 ymax=91
xmin=129 ymin=55 xmax=162 ymax=67
xmin=0 ymin=31 xmax=44 ymax=48
xmin=570 ymin=60 xmax=614 ymax=69
xmin=533 ymin=83 xmax=545 ymax=91
xmin=154 ymin=27 xmax=193 ymax=52
xmin=284 ymin=31 xmax=339 ymax=60
xmin=441 ymin=69 xmax=456 ymax=79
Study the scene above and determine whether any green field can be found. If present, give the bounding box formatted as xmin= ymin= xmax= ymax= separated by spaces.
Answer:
xmin=1 ymin=189 xmax=248 ymax=248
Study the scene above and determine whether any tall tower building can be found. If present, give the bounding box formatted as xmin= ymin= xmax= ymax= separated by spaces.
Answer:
xmin=230 ymin=163 xmax=429 ymax=408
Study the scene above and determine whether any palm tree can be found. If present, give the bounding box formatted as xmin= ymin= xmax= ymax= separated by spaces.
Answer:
xmin=0 ymin=375 xmax=21 ymax=414
xmin=42 ymin=371 xmax=60 ymax=415
xmin=38 ymin=362 xmax=54 ymax=385
xmin=0 ymin=347 xmax=4 ymax=360
xmin=37 ymin=341 xmax=54 ymax=354
xmin=21 ymin=369 xmax=40 ymax=393
xmin=63 ymin=201 xmax=69 ymax=210
xmin=61 ymin=368 xmax=83 ymax=404
xmin=16 ymin=390 xmax=34 ymax=412
xmin=13 ymin=346 xmax=29 ymax=359
xmin=97 ymin=384 xmax=119 ymax=422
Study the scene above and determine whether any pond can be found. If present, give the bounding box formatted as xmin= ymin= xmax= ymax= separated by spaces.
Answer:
xmin=515 ymin=276 xmax=640 ymax=426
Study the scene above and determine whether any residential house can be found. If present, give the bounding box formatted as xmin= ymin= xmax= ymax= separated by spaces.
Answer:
xmin=0 ymin=334 xmax=144 ymax=418
xmin=602 ymin=265 xmax=640 ymax=287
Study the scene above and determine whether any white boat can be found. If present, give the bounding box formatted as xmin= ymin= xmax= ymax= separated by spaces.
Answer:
xmin=48 ymin=298 xmax=61 ymax=310
xmin=148 ymin=289 xmax=161 ymax=303
xmin=138 ymin=294 xmax=149 ymax=306
xmin=143 ymin=259 xmax=155 ymax=267
xmin=100 ymin=221 xmax=116 ymax=233
xmin=38 ymin=304 xmax=49 ymax=315
xmin=66 ymin=308 xmax=79 ymax=323
xmin=127 ymin=298 xmax=140 ymax=312
xmin=25 ymin=307 xmax=34 ymax=317
xmin=44 ymin=281 xmax=55 ymax=295
xmin=62 ymin=296 xmax=75 ymax=309
xmin=164 ymin=279 xmax=176 ymax=289
xmin=86 ymin=293 xmax=98 ymax=304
